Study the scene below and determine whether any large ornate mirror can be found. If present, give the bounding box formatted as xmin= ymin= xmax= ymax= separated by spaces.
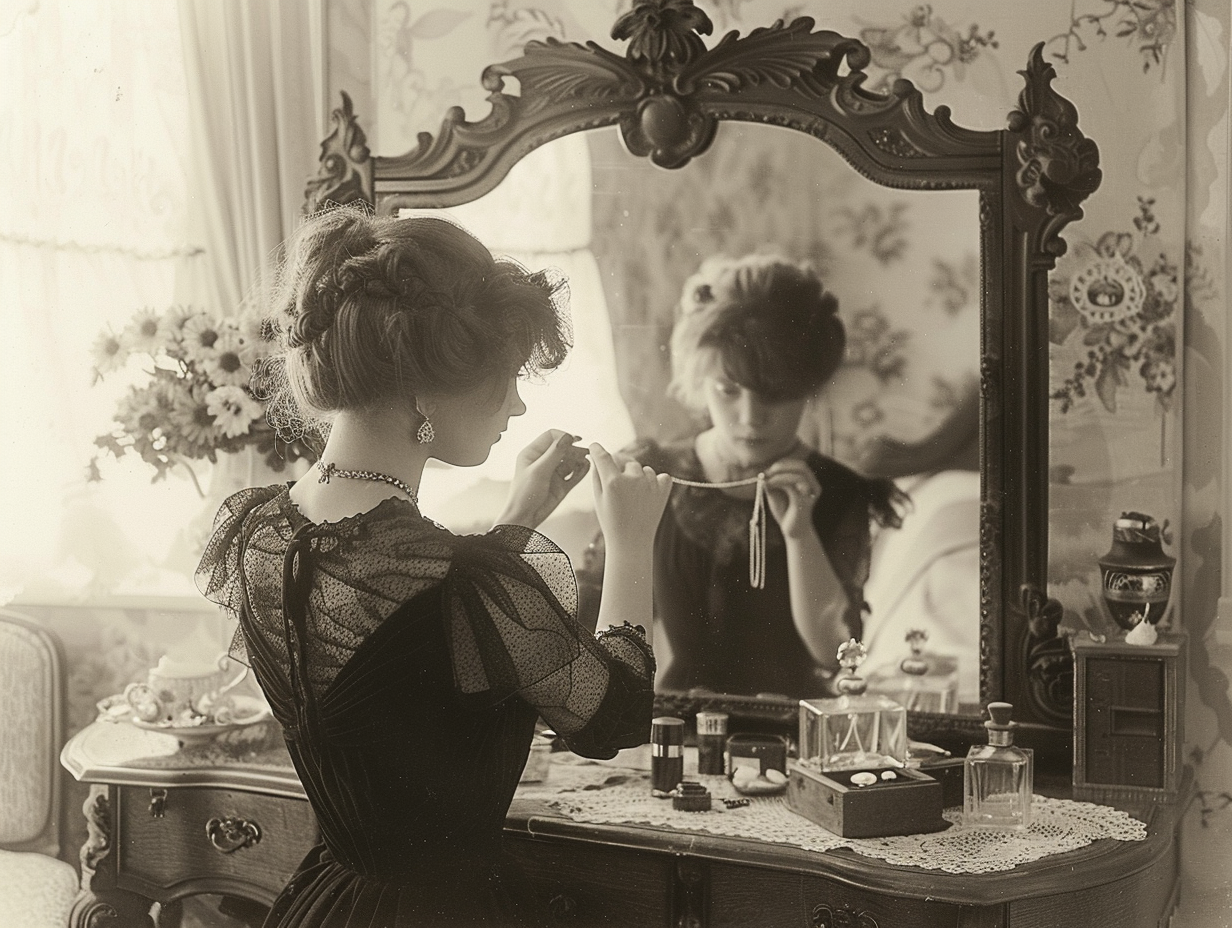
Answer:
xmin=305 ymin=3 xmax=1101 ymax=760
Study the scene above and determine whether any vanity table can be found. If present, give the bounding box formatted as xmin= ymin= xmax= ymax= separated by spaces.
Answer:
xmin=61 ymin=721 xmax=1185 ymax=928
xmin=60 ymin=721 xmax=316 ymax=928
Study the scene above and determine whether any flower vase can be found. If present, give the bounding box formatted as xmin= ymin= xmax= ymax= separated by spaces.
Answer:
xmin=184 ymin=448 xmax=310 ymax=563
xmin=209 ymin=445 xmax=309 ymax=500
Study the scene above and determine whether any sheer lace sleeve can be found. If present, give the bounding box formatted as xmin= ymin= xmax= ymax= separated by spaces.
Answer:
xmin=195 ymin=486 xmax=287 ymax=666
xmin=198 ymin=496 xmax=654 ymax=757
xmin=445 ymin=526 xmax=655 ymax=757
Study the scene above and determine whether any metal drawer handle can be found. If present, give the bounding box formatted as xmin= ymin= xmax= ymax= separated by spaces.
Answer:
xmin=205 ymin=816 xmax=262 ymax=853
xmin=812 ymin=903 xmax=878 ymax=928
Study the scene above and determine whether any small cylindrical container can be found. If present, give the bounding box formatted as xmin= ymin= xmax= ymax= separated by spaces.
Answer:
xmin=695 ymin=711 xmax=728 ymax=776
xmin=651 ymin=716 xmax=685 ymax=798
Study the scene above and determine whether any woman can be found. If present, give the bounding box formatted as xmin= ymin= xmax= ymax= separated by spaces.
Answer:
xmin=589 ymin=254 xmax=903 ymax=698
xmin=196 ymin=206 xmax=672 ymax=927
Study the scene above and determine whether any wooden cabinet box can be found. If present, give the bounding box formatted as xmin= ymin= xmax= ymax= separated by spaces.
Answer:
xmin=1072 ymin=632 xmax=1186 ymax=803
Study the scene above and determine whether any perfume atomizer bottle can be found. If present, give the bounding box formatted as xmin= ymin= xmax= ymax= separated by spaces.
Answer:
xmin=650 ymin=716 xmax=685 ymax=798
xmin=963 ymin=701 xmax=1033 ymax=832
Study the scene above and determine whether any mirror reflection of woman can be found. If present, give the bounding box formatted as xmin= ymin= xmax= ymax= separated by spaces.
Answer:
xmin=196 ymin=206 xmax=672 ymax=927
xmin=587 ymin=254 xmax=904 ymax=698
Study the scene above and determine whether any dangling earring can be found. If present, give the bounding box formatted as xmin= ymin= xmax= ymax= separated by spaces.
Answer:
xmin=416 ymin=416 xmax=435 ymax=444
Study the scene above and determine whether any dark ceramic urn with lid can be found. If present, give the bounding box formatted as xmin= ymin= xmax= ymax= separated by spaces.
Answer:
xmin=1097 ymin=511 xmax=1175 ymax=633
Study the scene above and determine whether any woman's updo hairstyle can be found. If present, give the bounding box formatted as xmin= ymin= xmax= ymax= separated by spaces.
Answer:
xmin=668 ymin=253 xmax=844 ymax=411
xmin=260 ymin=204 xmax=570 ymax=435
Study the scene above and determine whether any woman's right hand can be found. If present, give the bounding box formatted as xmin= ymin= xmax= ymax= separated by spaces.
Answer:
xmin=589 ymin=443 xmax=672 ymax=548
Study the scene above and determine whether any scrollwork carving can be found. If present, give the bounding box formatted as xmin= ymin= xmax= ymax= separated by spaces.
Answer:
xmin=80 ymin=785 xmax=111 ymax=874
xmin=70 ymin=785 xmax=157 ymax=928
xmin=304 ymin=91 xmax=374 ymax=213
xmin=811 ymin=902 xmax=879 ymax=928
xmin=375 ymin=0 xmax=993 ymax=200
xmin=868 ymin=127 xmax=926 ymax=158
xmin=1007 ymin=43 xmax=1102 ymax=257
xmin=69 ymin=899 xmax=119 ymax=928
xmin=612 ymin=0 xmax=711 ymax=74
xmin=1021 ymin=584 xmax=1074 ymax=724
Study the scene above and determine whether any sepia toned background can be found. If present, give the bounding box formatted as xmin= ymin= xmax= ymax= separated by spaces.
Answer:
xmin=2 ymin=1 xmax=1228 ymax=922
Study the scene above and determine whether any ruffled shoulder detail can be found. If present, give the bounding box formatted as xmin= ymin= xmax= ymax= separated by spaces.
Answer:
xmin=196 ymin=486 xmax=594 ymax=715
xmin=195 ymin=485 xmax=291 ymax=665
xmin=196 ymin=486 xmax=455 ymax=681
xmin=443 ymin=525 xmax=586 ymax=709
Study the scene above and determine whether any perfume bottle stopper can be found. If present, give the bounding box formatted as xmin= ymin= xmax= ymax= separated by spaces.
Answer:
xmin=835 ymin=638 xmax=868 ymax=696
xmin=986 ymin=701 xmax=1014 ymax=732
xmin=900 ymin=629 xmax=930 ymax=677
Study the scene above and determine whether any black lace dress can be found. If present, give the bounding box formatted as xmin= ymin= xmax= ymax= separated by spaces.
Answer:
xmin=196 ymin=486 xmax=655 ymax=927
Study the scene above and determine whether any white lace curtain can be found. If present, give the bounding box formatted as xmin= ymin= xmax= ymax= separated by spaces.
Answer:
xmin=0 ymin=0 xmax=319 ymax=602
xmin=0 ymin=1 xmax=208 ymax=601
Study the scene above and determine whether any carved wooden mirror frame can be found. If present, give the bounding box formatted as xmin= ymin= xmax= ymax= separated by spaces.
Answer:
xmin=305 ymin=2 xmax=1101 ymax=760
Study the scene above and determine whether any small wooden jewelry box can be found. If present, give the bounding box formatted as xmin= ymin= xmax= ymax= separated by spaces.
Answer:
xmin=785 ymin=763 xmax=948 ymax=838
xmin=1072 ymin=631 xmax=1186 ymax=802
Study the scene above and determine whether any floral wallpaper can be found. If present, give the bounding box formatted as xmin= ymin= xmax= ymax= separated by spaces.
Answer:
xmin=581 ymin=122 xmax=981 ymax=479
xmin=362 ymin=1 xmax=1229 ymax=920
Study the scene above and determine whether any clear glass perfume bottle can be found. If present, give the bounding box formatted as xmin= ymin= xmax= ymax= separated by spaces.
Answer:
xmin=799 ymin=639 xmax=908 ymax=771
xmin=867 ymin=629 xmax=959 ymax=713
xmin=964 ymin=701 xmax=1033 ymax=832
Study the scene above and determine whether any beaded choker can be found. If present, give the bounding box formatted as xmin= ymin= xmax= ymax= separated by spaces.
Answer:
xmin=316 ymin=461 xmax=418 ymax=506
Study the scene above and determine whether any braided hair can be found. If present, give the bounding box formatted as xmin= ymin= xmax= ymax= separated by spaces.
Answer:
xmin=258 ymin=204 xmax=570 ymax=439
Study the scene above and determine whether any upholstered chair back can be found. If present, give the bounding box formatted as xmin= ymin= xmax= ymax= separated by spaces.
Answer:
xmin=0 ymin=609 xmax=65 ymax=856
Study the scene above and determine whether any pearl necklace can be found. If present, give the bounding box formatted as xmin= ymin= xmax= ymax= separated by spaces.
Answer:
xmin=671 ymin=473 xmax=768 ymax=589
xmin=316 ymin=461 xmax=418 ymax=505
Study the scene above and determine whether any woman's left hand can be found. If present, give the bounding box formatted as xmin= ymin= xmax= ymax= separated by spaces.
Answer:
xmin=497 ymin=430 xmax=591 ymax=529
xmin=763 ymin=458 xmax=822 ymax=540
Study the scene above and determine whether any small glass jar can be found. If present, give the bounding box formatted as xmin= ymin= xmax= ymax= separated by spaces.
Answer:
xmin=695 ymin=711 xmax=728 ymax=776
xmin=724 ymin=732 xmax=787 ymax=778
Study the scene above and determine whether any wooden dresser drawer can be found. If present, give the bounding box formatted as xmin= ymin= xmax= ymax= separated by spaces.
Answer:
xmin=505 ymin=834 xmax=675 ymax=926
xmin=708 ymin=860 xmax=966 ymax=928
xmin=114 ymin=786 xmax=319 ymax=905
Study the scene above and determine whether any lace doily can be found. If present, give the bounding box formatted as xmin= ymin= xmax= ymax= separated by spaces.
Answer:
xmin=520 ymin=761 xmax=1147 ymax=874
